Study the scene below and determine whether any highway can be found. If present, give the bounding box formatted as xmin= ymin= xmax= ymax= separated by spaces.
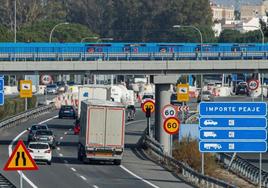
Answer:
xmin=0 ymin=109 xmax=193 ymax=188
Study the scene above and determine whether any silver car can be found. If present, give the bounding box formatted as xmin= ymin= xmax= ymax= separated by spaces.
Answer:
xmin=32 ymin=130 xmax=56 ymax=148
xmin=197 ymin=91 xmax=214 ymax=102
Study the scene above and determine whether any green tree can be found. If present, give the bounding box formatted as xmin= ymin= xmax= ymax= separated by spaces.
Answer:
xmin=17 ymin=20 xmax=97 ymax=42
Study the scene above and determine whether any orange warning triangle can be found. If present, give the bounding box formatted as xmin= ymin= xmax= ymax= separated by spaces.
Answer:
xmin=3 ymin=140 xmax=38 ymax=171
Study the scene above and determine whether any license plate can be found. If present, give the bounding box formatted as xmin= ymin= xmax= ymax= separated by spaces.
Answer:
xmin=34 ymin=156 xmax=44 ymax=159
xmin=64 ymin=111 xmax=70 ymax=113
xmin=40 ymin=137 xmax=48 ymax=141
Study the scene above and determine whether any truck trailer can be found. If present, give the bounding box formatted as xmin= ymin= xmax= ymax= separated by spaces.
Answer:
xmin=77 ymin=100 xmax=125 ymax=165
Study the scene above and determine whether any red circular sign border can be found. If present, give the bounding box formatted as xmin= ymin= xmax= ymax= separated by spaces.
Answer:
xmin=247 ymin=79 xmax=259 ymax=91
xmin=163 ymin=117 xmax=180 ymax=135
xmin=141 ymin=99 xmax=155 ymax=113
xmin=161 ymin=104 xmax=178 ymax=119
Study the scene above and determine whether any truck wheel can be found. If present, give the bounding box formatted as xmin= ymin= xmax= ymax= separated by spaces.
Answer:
xmin=114 ymin=159 xmax=121 ymax=165
xmin=47 ymin=161 xmax=51 ymax=165
xmin=77 ymin=147 xmax=82 ymax=161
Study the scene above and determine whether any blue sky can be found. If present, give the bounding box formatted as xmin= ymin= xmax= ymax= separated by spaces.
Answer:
xmin=213 ymin=0 xmax=262 ymax=8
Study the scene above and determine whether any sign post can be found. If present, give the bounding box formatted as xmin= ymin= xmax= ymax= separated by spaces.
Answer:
xmin=0 ymin=77 xmax=4 ymax=106
xmin=163 ymin=117 xmax=180 ymax=156
xmin=248 ymin=79 xmax=259 ymax=102
xmin=177 ymin=84 xmax=189 ymax=123
xmin=199 ymin=102 xmax=267 ymax=179
xmin=4 ymin=140 xmax=38 ymax=188
xmin=142 ymin=99 xmax=155 ymax=137
xmin=20 ymin=80 xmax=32 ymax=111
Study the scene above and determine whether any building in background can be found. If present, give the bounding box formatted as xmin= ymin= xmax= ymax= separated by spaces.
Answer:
xmin=211 ymin=3 xmax=235 ymax=22
xmin=240 ymin=0 xmax=268 ymax=21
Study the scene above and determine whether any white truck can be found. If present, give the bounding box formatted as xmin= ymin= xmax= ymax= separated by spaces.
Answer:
xmin=77 ymin=85 xmax=111 ymax=116
xmin=77 ymin=100 xmax=125 ymax=165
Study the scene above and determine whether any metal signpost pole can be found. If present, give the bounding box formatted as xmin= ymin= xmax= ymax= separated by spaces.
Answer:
xmin=25 ymin=98 xmax=27 ymax=111
xmin=170 ymin=135 xmax=173 ymax=157
xmin=201 ymin=153 xmax=204 ymax=175
xmin=260 ymin=153 xmax=262 ymax=188
xmin=19 ymin=170 xmax=23 ymax=188
xmin=261 ymin=73 xmax=264 ymax=102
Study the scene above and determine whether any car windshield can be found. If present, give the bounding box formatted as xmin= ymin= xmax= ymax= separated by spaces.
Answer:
xmin=36 ymin=130 xmax=53 ymax=135
xmin=142 ymin=95 xmax=153 ymax=99
xmin=47 ymin=85 xmax=57 ymax=88
xmin=29 ymin=143 xmax=49 ymax=149
xmin=31 ymin=125 xmax=47 ymax=130
xmin=203 ymin=91 xmax=211 ymax=95
xmin=61 ymin=106 xmax=73 ymax=110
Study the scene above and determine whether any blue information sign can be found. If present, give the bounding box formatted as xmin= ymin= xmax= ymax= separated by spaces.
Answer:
xmin=200 ymin=117 xmax=267 ymax=128
xmin=199 ymin=102 xmax=267 ymax=153
xmin=200 ymin=130 xmax=267 ymax=140
xmin=0 ymin=92 xmax=4 ymax=105
xmin=199 ymin=141 xmax=267 ymax=153
xmin=0 ymin=79 xmax=4 ymax=91
xmin=199 ymin=102 xmax=267 ymax=116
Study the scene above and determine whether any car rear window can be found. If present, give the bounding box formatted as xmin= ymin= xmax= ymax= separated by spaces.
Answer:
xmin=61 ymin=106 xmax=73 ymax=110
xmin=29 ymin=144 xmax=49 ymax=149
xmin=36 ymin=130 xmax=53 ymax=135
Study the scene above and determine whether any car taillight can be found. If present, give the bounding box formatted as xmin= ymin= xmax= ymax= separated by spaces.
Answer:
xmin=28 ymin=149 xmax=33 ymax=153
xmin=44 ymin=149 xmax=51 ymax=153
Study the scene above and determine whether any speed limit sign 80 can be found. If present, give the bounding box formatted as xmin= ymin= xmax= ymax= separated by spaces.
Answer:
xmin=161 ymin=104 xmax=178 ymax=119
xmin=163 ymin=117 xmax=180 ymax=135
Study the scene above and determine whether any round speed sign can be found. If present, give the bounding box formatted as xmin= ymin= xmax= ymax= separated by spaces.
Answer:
xmin=163 ymin=117 xmax=180 ymax=135
xmin=161 ymin=104 xmax=178 ymax=119
xmin=248 ymin=79 xmax=259 ymax=91
xmin=142 ymin=99 xmax=155 ymax=113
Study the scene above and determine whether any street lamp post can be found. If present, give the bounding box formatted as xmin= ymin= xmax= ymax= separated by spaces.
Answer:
xmin=49 ymin=22 xmax=69 ymax=43
xmin=173 ymin=25 xmax=203 ymax=59
xmin=80 ymin=36 xmax=99 ymax=43
xmin=14 ymin=0 xmax=16 ymax=43
xmin=245 ymin=25 xmax=265 ymax=102
xmin=173 ymin=24 xmax=204 ymax=175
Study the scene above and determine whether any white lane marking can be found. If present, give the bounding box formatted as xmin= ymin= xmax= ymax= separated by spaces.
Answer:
xmin=64 ymin=132 xmax=67 ymax=135
xmin=120 ymin=165 xmax=159 ymax=188
xmin=63 ymin=160 xmax=68 ymax=164
xmin=70 ymin=168 xmax=76 ymax=172
xmin=80 ymin=175 xmax=87 ymax=181
xmin=60 ymin=137 xmax=63 ymax=140
xmin=57 ymin=147 xmax=60 ymax=151
xmin=38 ymin=115 xmax=58 ymax=124
xmin=93 ymin=185 xmax=99 ymax=188
xmin=59 ymin=153 xmax=63 ymax=157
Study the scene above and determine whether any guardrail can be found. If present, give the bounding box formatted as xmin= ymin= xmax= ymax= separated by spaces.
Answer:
xmin=0 ymin=104 xmax=55 ymax=129
xmin=143 ymin=135 xmax=236 ymax=188
xmin=0 ymin=104 xmax=55 ymax=187
xmin=217 ymin=153 xmax=268 ymax=187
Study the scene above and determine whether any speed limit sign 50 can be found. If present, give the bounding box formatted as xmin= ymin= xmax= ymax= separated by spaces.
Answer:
xmin=161 ymin=104 xmax=178 ymax=119
xmin=163 ymin=117 xmax=180 ymax=135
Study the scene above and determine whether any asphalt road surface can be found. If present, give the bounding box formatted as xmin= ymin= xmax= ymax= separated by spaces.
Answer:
xmin=0 ymin=109 xmax=193 ymax=188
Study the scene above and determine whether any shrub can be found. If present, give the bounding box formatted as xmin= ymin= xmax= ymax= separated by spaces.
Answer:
xmin=173 ymin=137 xmax=218 ymax=176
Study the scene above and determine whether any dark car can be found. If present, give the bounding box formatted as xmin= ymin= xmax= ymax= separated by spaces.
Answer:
xmin=59 ymin=105 xmax=77 ymax=119
xmin=32 ymin=130 xmax=56 ymax=148
xmin=235 ymin=84 xmax=249 ymax=95
xmin=73 ymin=118 xmax=80 ymax=135
xmin=27 ymin=124 xmax=49 ymax=142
